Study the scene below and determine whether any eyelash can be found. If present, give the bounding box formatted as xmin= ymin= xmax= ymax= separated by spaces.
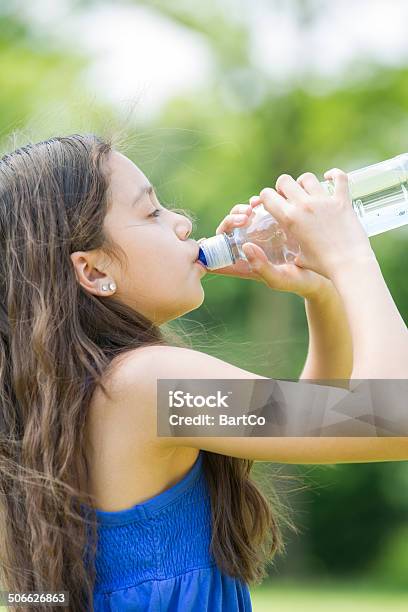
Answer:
xmin=148 ymin=208 xmax=161 ymax=218
xmin=147 ymin=203 xmax=194 ymax=227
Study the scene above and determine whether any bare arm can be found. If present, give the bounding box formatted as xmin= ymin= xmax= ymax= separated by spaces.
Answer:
xmin=120 ymin=346 xmax=408 ymax=464
xmin=331 ymin=253 xmax=408 ymax=379
xmin=299 ymin=287 xmax=353 ymax=388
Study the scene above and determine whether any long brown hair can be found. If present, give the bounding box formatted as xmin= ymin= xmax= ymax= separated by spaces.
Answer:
xmin=0 ymin=133 xmax=297 ymax=611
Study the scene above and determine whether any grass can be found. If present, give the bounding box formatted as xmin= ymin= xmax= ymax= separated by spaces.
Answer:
xmin=250 ymin=580 xmax=408 ymax=612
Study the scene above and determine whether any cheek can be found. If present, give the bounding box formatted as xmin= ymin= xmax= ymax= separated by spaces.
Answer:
xmin=127 ymin=240 xmax=186 ymax=289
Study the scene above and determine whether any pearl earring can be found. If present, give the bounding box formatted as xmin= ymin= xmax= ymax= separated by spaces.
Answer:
xmin=101 ymin=282 xmax=116 ymax=292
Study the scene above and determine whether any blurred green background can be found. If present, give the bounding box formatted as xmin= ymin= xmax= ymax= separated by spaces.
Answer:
xmin=1 ymin=1 xmax=408 ymax=609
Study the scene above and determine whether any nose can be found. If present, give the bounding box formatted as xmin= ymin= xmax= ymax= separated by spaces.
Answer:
xmin=176 ymin=216 xmax=193 ymax=240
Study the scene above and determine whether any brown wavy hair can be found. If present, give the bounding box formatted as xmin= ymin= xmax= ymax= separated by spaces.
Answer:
xmin=0 ymin=133 xmax=297 ymax=611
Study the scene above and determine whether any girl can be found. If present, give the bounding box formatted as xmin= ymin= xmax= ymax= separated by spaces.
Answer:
xmin=0 ymin=133 xmax=406 ymax=612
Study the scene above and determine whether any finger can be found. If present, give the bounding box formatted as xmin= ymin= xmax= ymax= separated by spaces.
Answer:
xmin=229 ymin=203 xmax=252 ymax=215
xmin=249 ymin=195 xmax=262 ymax=207
xmin=275 ymin=173 xmax=308 ymax=202
xmin=323 ymin=168 xmax=350 ymax=200
xmin=215 ymin=213 xmax=251 ymax=235
xmin=296 ymin=172 xmax=324 ymax=196
xmin=258 ymin=187 xmax=296 ymax=227
xmin=241 ymin=242 xmax=269 ymax=274
xmin=242 ymin=242 xmax=268 ymax=263
xmin=242 ymin=242 xmax=292 ymax=290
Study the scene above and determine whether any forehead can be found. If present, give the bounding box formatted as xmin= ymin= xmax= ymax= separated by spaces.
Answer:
xmin=108 ymin=151 xmax=149 ymax=202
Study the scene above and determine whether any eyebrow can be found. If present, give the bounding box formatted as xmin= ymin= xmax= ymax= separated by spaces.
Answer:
xmin=130 ymin=183 xmax=154 ymax=208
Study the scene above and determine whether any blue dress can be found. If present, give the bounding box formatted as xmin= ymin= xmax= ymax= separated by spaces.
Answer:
xmin=90 ymin=450 xmax=252 ymax=611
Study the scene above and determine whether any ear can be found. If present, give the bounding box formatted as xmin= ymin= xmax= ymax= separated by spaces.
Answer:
xmin=70 ymin=251 xmax=111 ymax=296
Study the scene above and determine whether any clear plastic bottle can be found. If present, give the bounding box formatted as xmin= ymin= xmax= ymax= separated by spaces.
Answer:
xmin=197 ymin=153 xmax=408 ymax=270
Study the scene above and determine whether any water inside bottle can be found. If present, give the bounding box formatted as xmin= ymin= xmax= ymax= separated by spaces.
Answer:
xmin=323 ymin=158 xmax=408 ymax=237
xmin=350 ymin=182 xmax=408 ymax=237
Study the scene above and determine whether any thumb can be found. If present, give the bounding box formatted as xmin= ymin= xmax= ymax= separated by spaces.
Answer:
xmin=242 ymin=242 xmax=269 ymax=270
xmin=242 ymin=242 xmax=284 ymax=288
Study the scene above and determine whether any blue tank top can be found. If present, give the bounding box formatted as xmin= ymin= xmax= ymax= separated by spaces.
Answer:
xmin=90 ymin=450 xmax=252 ymax=611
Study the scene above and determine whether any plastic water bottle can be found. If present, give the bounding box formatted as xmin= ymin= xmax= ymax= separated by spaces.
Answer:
xmin=197 ymin=153 xmax=408 ymax=270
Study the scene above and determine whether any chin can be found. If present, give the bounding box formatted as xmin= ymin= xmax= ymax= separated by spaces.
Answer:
xmin=193 ymin=286 xmax=205 ymax=309
xmin=167 ymin=289 xmax=205 ymax=323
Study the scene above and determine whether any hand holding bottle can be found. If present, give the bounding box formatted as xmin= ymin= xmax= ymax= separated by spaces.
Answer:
xmin=198 ymin=152 xmax=408 ymax=278
xmin=258 ymin=168 xmax=374 ymax=280
xmin=204 ymin=196 xmax=337 ymax=300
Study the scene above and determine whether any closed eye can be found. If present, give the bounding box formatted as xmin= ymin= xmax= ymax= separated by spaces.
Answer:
xmin=148 ymin=208 xmax=161 ymax=218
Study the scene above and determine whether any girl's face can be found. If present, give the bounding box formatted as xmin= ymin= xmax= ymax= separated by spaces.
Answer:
xmin=72 ymin=151 xmax=207 ymax=325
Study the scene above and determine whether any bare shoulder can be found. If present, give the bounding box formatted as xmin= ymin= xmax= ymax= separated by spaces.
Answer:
xmin=116 ymin=344 xmax=267 ymax=386
xmin=111 ymin=344 xmax=266 ymax=443
xmin=89 ymin=344 xmax=251 ymax=447
xmin=106 ymin=344 xmax=266 ymax=457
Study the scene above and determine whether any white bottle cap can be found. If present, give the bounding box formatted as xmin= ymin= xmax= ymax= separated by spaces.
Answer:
xmin=198 ymin=234 xmax=234 ymax=270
